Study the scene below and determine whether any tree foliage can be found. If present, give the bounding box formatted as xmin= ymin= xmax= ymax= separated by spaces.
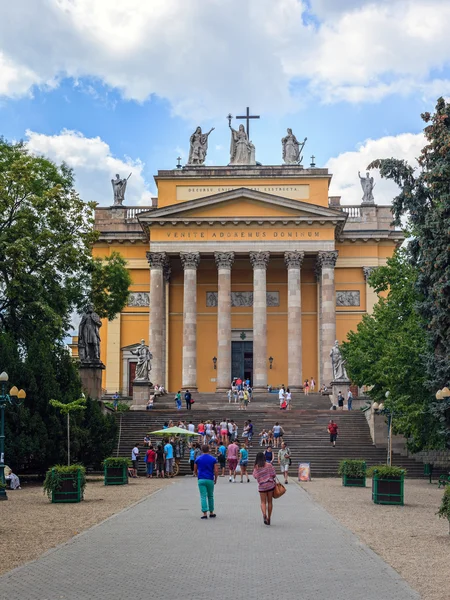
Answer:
xmin=0 ymin=138 xmax=124 ymax=471
xmin=341 ymin=251 xmax=442 ymax=451
xmin=367 ymin=97 xmax=450 ymax=446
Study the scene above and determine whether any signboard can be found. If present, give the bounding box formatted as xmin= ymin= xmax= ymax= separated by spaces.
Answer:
xmin=150 ymin=227 xmax=333 ymax=242
xmin=298 ymin=462 xmax=311 ymax=482
xmin=176 ymin=184 xmax=309 ymax=201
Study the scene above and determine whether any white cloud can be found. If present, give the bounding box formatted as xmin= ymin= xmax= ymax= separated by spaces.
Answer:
xmin=1 ymin=1 xmax=450 ymax=115
xmin=327 ymin=132 xmax=425 ymax=205
xmin=26 ymin=129 xmax=154 ymax=206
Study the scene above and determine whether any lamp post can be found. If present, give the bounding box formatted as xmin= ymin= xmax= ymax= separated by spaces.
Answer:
xmin=0 ymin=371 xmax=26 ymax=500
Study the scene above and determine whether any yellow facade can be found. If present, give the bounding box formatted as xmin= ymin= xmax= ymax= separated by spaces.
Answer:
xmin=93 ymin=165 xmax=402 ymax=394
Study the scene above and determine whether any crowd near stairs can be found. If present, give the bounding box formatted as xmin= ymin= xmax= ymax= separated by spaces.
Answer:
xmin=114 ymin=392 xmax=427 ymax=477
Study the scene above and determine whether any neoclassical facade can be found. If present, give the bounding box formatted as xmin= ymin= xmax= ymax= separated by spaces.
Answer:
xmin=92 ymin=165 xmax=402 ymax=394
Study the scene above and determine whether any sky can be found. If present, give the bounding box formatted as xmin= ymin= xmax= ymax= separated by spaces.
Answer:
xmin=1 ymin=0 xmax=449 ymax=207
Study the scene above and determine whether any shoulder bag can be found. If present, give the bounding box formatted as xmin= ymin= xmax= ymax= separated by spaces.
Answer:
xmin=273 ymin=478 xmax=286 ymax=499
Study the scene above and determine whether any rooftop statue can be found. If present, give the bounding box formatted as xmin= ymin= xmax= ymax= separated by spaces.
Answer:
xmin=358 ymin=171 xmax=375 ymax=204
xmin=187 ymin=126 xmax=215 ymax=165
xmin=229 ymin=123 xmax=256 ymax=165
xmin=282 ymin=128 xmax=307 ymax=165
xmin=111 ymin=173 xmax=131 ymax=206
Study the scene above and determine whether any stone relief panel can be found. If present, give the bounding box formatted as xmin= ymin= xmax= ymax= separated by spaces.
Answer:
xmin=206 ymin=291 xmax=280 ymax=307
xmin=336 ymin=291 xmax=360 ymax=307
xmin=128 ymin=292 xmax=150 ymax=307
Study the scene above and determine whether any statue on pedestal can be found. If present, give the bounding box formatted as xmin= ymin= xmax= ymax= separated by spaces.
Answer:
xmin=111 ymin=173 xmax=131 ymax=206
xmin=229 ymin=123 xmax=256 ymax=165
xmin=330 ymin=340 xmax=349 ymax=381
xmin=131 ymin=339 xmax=152 ymax=381
xmin=78 ymin=304 xmax=102 ymax=363
xmin=282 ymin=128 xmax=307 ymax=164
xmin=187 ymin=126 xmax=215 ymax=165
xmin=358 ymin=171 xmax=375 ymax=204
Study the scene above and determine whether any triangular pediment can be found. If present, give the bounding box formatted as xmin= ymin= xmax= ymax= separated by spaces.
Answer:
xmin=137 ymin=187 xmax=346 ymax=223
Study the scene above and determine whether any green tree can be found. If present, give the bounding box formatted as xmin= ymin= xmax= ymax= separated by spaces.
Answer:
xmin=341 ymin=251 xmax=441 ymax=451
xmin=0 ymin=137 xmax=128 ymax=470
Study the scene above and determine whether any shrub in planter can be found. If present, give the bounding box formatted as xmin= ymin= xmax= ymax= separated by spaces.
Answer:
xmin=437 ymin=486 xmax=450 ymax=534
xmin=43 ymin=464 xmax=86 ymax=503
xmin=103 ymin=457 xmax=130 ymax=486
xmin=367 ymin=465 xmax=406 ymax=505
xmin=338 ymin=459 xmax=366 ymax=487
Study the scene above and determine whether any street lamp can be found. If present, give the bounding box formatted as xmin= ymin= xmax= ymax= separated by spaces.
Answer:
xmin=268 ymin=356 xmax=274 ymax=370
xmin=212 ymin=356 xmax=217 ymax=370
xmin=0 ymin=371 xmax=26 ymax=500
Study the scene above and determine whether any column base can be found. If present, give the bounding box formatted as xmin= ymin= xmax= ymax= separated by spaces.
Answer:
xmin=215 ymin=387 xmax=229 ymax=393
xmin=252 ymin=386 xmax=268 ymax=394
xmin=182 ymin=387 xmax=198 ymax=393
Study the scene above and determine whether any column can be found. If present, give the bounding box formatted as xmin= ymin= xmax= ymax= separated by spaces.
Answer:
xmin=147 ymin=252 xmax=167 ymax=387
xmin=317 ymin=251 xmax=338 ymax=386
xmin=215 ymin=252 xmax=235 ymax=392
xmin=363 ymin=266 xmax=378 ymax=315
xmin=181 ymin=252 xmax=200 ymax=390
xmin=284 ymin=251 xmax=304 ymax=392
xmin=250 ymin=251 xmax=270 ymax=392
xmin=105 ymin=313 xmax=121 ymax=393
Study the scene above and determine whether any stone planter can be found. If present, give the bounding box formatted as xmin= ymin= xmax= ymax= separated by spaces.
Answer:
xmin=342 ymin=475 xmax=366 ymax=487
xmin=372 ymin=475 xmax=404 ymax=505
xmin=104 ymin=465 xmax=128 ymax=486
xmin=52 ymin=470 xmax=83 ymax=503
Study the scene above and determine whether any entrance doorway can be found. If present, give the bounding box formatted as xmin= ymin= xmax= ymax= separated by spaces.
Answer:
xmin=231 ymin=341 xmax=253 ymax=384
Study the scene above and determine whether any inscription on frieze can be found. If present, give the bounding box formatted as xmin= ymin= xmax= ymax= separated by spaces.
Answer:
xmin=206 ymin=291 xmax=279 ymax=307
xmin=336 ymin=291 xmax=360 ymax=307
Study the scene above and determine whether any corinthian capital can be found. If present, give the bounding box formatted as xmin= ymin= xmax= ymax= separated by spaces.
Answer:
xmin=317 ymin=251 xmax=338 ymax=269
xmin=284 ymin=251 xmax=305 ymax=269
xmin=249 ymin=251 xmax=270 ymax=270
xmin=363 ymin=266 xmax=377 ymax=281
xmin=146 ymin=251 xmax=168 ymax=269
xmin=180 ymin=252 xmax=201 ymax=270
xmin=214 ymin=251 xmax=235 ymax=270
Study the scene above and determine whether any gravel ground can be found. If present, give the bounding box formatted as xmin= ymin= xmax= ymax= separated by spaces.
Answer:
xmin=0 ymin=476 xmax=172 ymax=576
xmin=299 ymin=477 xmax=449 ymax=600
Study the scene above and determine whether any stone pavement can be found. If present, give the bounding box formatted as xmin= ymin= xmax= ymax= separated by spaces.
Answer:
xmin=1 ymin=477 xmax=420 ymax=600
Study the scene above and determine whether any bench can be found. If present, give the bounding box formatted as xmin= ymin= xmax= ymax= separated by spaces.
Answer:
xmin=438 ymin=473 xmax=450 ymax=488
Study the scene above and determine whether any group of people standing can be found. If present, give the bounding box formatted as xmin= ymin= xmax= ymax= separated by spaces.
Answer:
xmin=227 ymin=377 xmax=252 ymax=409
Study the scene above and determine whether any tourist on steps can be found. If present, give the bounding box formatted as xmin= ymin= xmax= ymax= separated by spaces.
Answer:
xmin=278 ymin=386 xmax=285 ymax=407
xmin=337 ymin=391 xmax=344 ymax=410
xmin=328 ymin=419 xmax=339 ymax=447
xmin=253 ymin=452 xmax=277 ymax=526
xmin=185 ymin=389 xmax=192 ymax=410
xmin=227 ymin=438 xmax=239 ymax=482
xmin=264 ymin=446 xmax=274 ymax=464
xmin=278 ymin=441 xmax=291 ymax=484
xmin=310 ymin=377 xmax=316 ymax=392
xmin=194 ymin=444 xmax=218 ymax=519
xmin=175 ymin=390 xmax=182 ymax=410
xmin=131 ymin=443 xmax=140 ymax=478
xmin=272 ymin=422 xmax=284 ymax=448
xmin=347 ymin=389 xmax=353 ymax=411
xmin=304 ymin=379 xmax=310 ymax=395
xmin=217 ymin=441 xmax=227 ymax=476
xmin=286 ymin=388 xmax=292 ymax=410
xmin=239 ymin=443 xmax=250 ymax=483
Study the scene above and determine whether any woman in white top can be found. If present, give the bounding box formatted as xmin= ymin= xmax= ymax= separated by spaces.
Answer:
xmin=285 ymin=388 xmax=292 ymax=411
xmin=278 ymin=387 xmax=285 ymax=407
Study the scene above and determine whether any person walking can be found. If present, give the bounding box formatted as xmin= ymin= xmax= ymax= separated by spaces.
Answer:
xmin=188 ymin=420 xmax=195 ymax=434
xmin=328 ymin=419 xmax=339 ymax=447
xmin=347 ymin=389 xmax=353 ymax=411
xmin=278 ymin=386 xmax=285 ymax=408
xmin=239 ymin=443 xmax=250 ymax=483
xmin=194 ymin=445 xmax=218 ymax=519
xmin=185 ymin=389 xmax=192 ymax=410
xmin=145 ymin=445 xmax=156 ymax=478
xmin=131 ymin=443 xmax=140 ymax=478
xmin=217 ymin=441 xmax=227 ymax=476
xmin=238 ymin=388 xmax=245 ymax=410
xmin=226 ymin=438 xmax=239 ymax=482
xmin=264 ymin=445 xmax=274 ymax=464
xmin=220 ymin=419 xmax=228 ymax=444
xmin=285 ymin=388 xmax=292 ymax=410
xmin=277 ymin=441 xmax=291 ymax=484
xmin=311 ymin=377 xmax=316 ymax=392
xmin=227 ymin=388 xmax=232 ymax=403
xmin=156 ymin=444 xmax=165 ymax=478
xmin=243 ymin=387 xmax=249 ymax=410
xmin=164 ymin=438 xmax=174 ymax=477
xmin=175 ymin=390 xmax=182 ymax=410
xmin=247 ymin=419 xmax=254 ymax=447
xmin=189 ymin=443 xmax=197 ymax=476
xmin=304 ymin=379 xmax=310 ymax=395
xmin=272 ymin=422 xmax=284 ymax=448
xmin=253 ymin=452 xmax=277 ymax=525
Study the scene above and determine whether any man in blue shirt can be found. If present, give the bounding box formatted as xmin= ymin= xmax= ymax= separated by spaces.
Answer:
xmin=217 ymin=443 xmax=227 ymax=477
xmin=194 ymin=445 xmax=218 ymax=519
xmin=164 ymin=440 xmax=174 ymax=477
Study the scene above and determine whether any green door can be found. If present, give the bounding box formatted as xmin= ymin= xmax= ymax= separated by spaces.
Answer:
xmin=231 ymin=341 xmax=253 ymax=383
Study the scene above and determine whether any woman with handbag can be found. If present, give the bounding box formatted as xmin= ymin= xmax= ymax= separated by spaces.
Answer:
xmin=277 ymin=442 xmax=291 ymax=484
xmin=252 ymin=452 xmax=277 ymax=525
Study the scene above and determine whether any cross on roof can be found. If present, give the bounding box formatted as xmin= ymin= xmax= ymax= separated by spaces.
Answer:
xmin=235 ymin=106 xmax=260 ymax=138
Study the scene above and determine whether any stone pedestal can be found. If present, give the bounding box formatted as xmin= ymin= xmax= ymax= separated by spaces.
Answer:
xmin=331 ymin=380 xmax=351 ymax=408
xmin=79 ymin=362 xmax=105 ymax=400
xmin=132 ymin=380 xmax=152 ymax=408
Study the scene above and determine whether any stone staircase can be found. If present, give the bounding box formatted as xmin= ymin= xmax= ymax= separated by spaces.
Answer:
xmin=115 ymin=393 xmax=429 ymax=477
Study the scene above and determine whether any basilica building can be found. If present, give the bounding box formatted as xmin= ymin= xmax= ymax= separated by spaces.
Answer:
xmin=91 ymin=129 xmax=401 ymax=395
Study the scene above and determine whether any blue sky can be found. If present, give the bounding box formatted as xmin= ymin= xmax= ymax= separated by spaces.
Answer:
xmin=1 ymin=0 xmax=449 ymax=206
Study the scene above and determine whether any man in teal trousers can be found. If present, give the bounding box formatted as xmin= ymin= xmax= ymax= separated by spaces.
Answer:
xmin=194 ymin=445 xmax=218 ymax=519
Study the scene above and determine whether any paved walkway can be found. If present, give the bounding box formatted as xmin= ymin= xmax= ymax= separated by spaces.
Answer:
xmin=2 ymin=478 xmax=419 ymax=600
